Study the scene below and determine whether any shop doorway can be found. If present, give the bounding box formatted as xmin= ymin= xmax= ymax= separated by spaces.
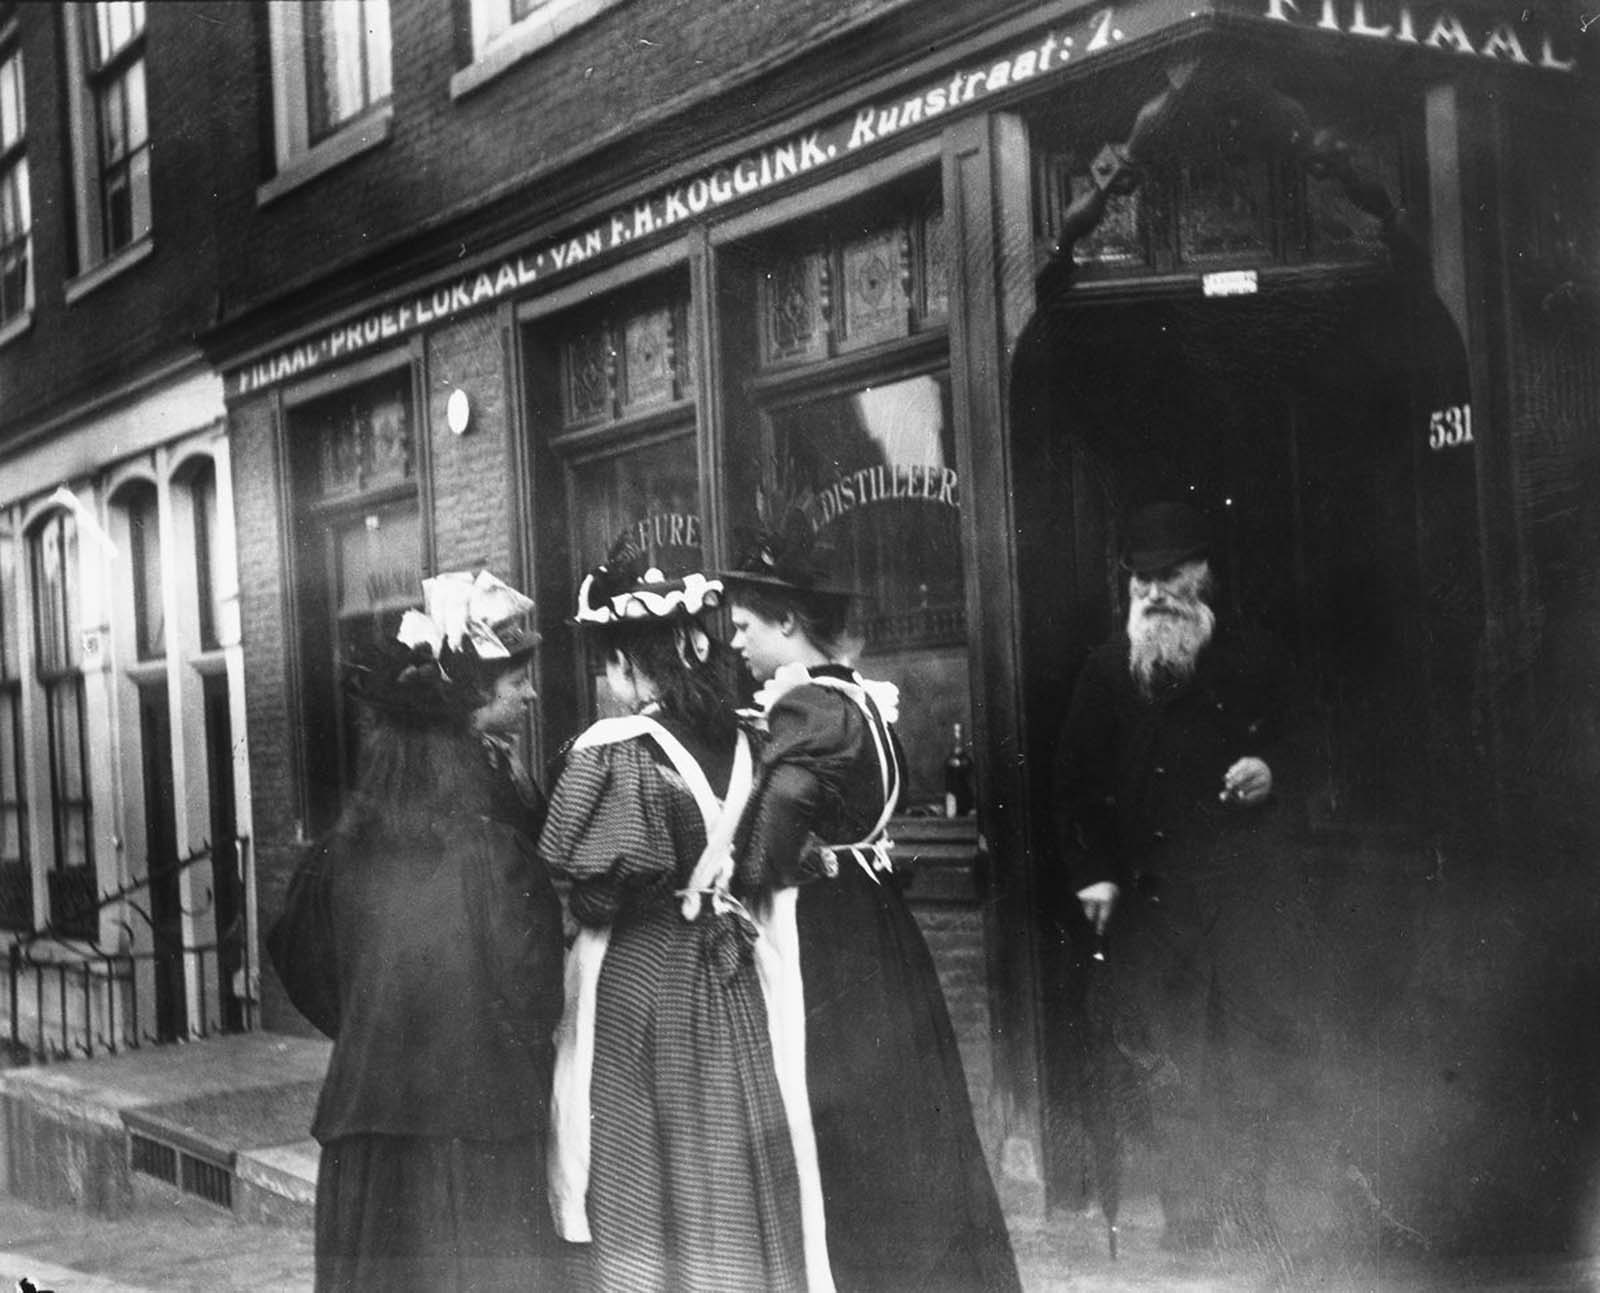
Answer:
xmin=1011 ymin=262 xmax=1476 ymax=1208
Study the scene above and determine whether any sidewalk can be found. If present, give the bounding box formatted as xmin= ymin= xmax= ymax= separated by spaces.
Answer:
xmin=1 ymin=1033 xmax=1596 ymax=1291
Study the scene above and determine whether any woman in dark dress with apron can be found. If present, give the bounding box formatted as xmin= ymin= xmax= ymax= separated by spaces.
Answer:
xmin=268 ymin=570 xmax=566 ymax=1292
xmin=721 ymin=536 xmax=1022 ymax=1293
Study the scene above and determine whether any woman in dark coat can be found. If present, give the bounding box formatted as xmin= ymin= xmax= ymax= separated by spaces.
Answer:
xmin=723 ymin=536 xmax=1022 ymax=1293
xmin=268 ymin=570 xmax=566 ymax=1292
xmin=542 ymin=555 xmax=823 ymax=1291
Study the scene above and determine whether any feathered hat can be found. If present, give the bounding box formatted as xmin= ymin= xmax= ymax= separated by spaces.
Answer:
xmin=715 ymin=472 xmax=856 ymax=597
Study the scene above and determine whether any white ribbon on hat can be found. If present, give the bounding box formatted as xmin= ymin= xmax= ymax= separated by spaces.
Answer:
xmin=573 ymin=568 xmax=724 ymax=625
xmin=396 ymin=570 xmax=535 ymax=660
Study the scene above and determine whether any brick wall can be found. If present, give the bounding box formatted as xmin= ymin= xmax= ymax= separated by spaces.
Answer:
xmin=0 ymin=3 xmax=257 ymax=435
xmin=227 ymin=392 xmax=307 ymax=1035
xmin=425 ymin=312 xmax=515 ymax=578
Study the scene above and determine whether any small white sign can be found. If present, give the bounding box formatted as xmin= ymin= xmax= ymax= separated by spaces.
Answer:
xmin=447 ymin=387 xmax=472 ymax=436
xmin=1202 ymin=270 xmax=1258 ymax=298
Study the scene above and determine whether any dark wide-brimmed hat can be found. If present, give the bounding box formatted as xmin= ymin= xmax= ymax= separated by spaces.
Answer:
xmin=713 ymin=537 xmax=857 ymax=599
xmin=1121 ymin=502 xmax=1212 ymax=577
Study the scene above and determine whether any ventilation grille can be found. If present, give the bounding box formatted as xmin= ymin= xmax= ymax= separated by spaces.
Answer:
xmin=129 ymin=1133 xmax=233 ymax=1210
xmin=130 ymin=1134 xmax=177 ymax=1184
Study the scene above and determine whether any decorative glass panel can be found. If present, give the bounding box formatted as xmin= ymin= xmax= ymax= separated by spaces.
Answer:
xmin=334 ymin=503 xmax=421 ymax=620
xmin=762 ymin=252 xmax=825 ymax=365
xmin=1306 ymin=133 xmax=1399 ymax=262
xmin=621 ymin=305 xmax=674 ymax=412
xmin=839 ymin=228 xmax=907 ymax=351
xmin=564 ymin=326 xmax=613 ymax=425
xmin=1178 ymin=154 xmax=1274 ymax=263
xmin=366 ymin=388 xmax=412 ymax=487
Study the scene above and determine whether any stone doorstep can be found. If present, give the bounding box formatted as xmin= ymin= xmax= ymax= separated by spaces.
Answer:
xmin=234 ymin=1139 xmax=319 ymax=1208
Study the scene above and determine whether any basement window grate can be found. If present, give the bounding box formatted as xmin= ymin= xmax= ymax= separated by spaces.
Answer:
xmin=180 ymin=1152 xmax=234 ymax=1210
xmin=130 ymin=1134 xmax=178 ymax=1185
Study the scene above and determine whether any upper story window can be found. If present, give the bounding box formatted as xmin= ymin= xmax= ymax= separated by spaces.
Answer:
xmin=265 ymin=0 xmax=392 ymax=200
xmin=61 ymin=2 xmax=152 ymax=290
xmin=452 ymin=0 xmax=627 ymax=99
xmin=186 ymin=460 xmax=224 ymax=652
xmin=0 ymin=38 xmax=31 ymax=328
xmin=87 ymin=1 xmax=150 ymax=257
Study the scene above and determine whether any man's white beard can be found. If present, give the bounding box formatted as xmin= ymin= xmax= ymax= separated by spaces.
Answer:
xmin=1128 ymin=598 xmax=1215 ymax=699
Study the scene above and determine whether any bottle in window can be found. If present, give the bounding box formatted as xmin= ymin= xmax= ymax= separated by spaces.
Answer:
xmin=944 ymin=721 xmax=975 ymax=818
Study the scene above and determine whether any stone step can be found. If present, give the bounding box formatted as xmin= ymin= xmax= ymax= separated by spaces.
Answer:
xmin=1 ymin=1031 xmax=328 ymax=1226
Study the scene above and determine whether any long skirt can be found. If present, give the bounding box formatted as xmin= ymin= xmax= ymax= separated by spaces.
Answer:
xmin=580 ymin=896 xmax=809 ymax=1292
xmin=315 ymin=1132 xmax=565 ymax=1291
xmin=797 ymin=861 xmax=1022 ymax=1292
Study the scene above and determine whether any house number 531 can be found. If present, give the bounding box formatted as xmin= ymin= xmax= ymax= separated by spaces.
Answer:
xmin=1428 ymin=403 xmax=1474 ymax=451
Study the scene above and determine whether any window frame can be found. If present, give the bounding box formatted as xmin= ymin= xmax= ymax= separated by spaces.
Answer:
xmin=0 ymin=25 xmax=33 ymax=343
xmin=261 ymin=0 xmax=394 ymax=207
xmin=61 ymin=2 xmax=153 ymax=298
xmin=451 ymin=0 xmax=628 ymax=101
xmin=0 ymin=523 xmax=29 ymax=928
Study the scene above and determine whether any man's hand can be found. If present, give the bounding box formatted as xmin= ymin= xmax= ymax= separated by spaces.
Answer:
xmin=1221 ymin=756 xmax=1272 ymax=806
xmin=1076 ymin=880 xmax=1119 ymax=934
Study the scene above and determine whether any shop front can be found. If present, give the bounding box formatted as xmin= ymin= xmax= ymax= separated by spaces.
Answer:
xmin=220 ymin=0 xmax=1596 ymax=1227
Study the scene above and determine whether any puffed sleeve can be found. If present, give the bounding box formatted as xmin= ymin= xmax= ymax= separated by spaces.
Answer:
xmin=734 ymin=685 xmax=857 ymax=891
xmin=537 ymin=738 xmax=681 ymax=928
xmin=265 ymin=839 xmax=343 ymax=1040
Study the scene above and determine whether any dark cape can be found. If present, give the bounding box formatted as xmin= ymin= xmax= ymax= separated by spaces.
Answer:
xmin=736 ymin=665 xmax=1022 ymax=1292
xmin=267 ymin=754 xmax=565 ymax=1292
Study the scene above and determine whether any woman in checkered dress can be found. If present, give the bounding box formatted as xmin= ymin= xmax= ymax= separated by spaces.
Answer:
xmin=541 ymin=557 xmax=822 ymax=1292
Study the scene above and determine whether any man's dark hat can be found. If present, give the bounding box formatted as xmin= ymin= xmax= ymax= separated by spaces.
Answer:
xmin=1121 ymin=502 xmax=1211 ymax=577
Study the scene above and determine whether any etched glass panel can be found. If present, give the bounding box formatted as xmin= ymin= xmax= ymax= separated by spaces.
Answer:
xmin=923 ymin=207 xmax=949 ymax=318
xmin=564 ymin=327 xmax=612 ymax=425
xmin=570 ymin=433 xmax=701 ymax=578
xmin=1307 ymin=133 xmax=1400 ymax=262
xmin=839 ymin=228 xmax=906 ymax=350
xmin=762 ymin=253 xmax=824 ymax=365
xmin=1179 ymin=154 xmax=1273 ymax=262
xmin=334 ymin=504 xmax=421 ymax=620
xmin=621 ymin=305 xmax=674 ymax=412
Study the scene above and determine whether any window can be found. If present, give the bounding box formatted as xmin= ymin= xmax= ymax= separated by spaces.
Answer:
xmin=30 ymin=511 xmax=95 ymax=936
xmin=123 ymin=481 xmax=164 ymax=661
xmin=86 ymin=2 xmax=149 ymax=256
xmin=188 ymin=460 xmax=224 ymax=652
xmin=287 ymin=367 xmax=418 ymax=835
xmin=0 ymin=526 xmax=28 ymax=929
xmin=265 ymin=0 xmax=392 ymax=197
xmin=453 ymin=0 xmax=628 ymax=98
xmin=0 ymin=38 xmax=30 ymax=329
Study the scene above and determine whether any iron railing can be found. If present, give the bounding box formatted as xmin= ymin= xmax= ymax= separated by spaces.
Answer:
xmin=5 ymin=837 xmax=254 ymax=1063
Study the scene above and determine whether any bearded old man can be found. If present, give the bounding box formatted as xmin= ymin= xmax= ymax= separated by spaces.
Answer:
xmin=1052 ymin=500 xmax=1303 ymax=1254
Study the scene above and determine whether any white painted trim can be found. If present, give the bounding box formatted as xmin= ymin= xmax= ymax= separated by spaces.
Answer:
xmin=0 ymin=308 xmax=32 ymax=351
xmin=62 ymin=235 xmax=154 ymax=305
xmin=256 ymin=103 xmax=394 ymax=208
xmin=451 ymin=0 xmax=628 ymax=101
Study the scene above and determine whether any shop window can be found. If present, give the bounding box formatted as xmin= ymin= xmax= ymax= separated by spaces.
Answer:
xmin=29 ymin=511 xmax=95 ymax=936
xmin=0 ymin=37 xmax=31 ymax=335
xmin=62 ymin=2 xmax=151 ymax=280
xmin=287 ymin=367 xmax=419 ymax=835
xmin=529 ymin=276 xmax=701 ymax=723
xmin=263 ymin=0 xmax=392 ymax=200
xmin=122 ymin=481 xmax=164 ymax=661
xmin=453 ymin=0 xmax=628 ymax=98
xmin=0 ymin=525 xmax=28 ymax=929
xmin=729 ymin=179 xmax=972 ymax=812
